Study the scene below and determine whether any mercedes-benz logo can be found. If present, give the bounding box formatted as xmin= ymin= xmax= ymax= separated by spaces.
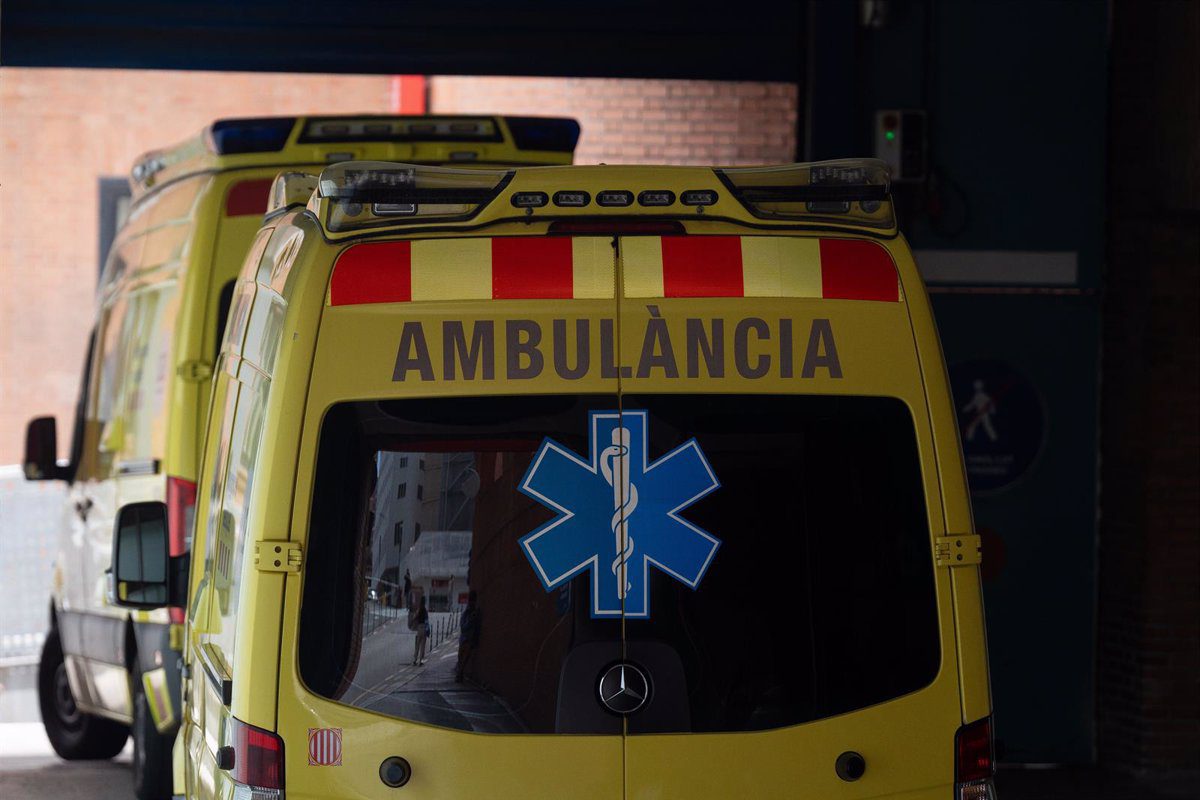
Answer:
xmin=597 ymin=662 xmax=650 ymax=715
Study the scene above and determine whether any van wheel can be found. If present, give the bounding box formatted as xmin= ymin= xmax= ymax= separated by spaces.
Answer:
xmin=38 ymin=628 xmax=129 ymax=760
xmin=131 ymin=663 xmax=173 ymax=800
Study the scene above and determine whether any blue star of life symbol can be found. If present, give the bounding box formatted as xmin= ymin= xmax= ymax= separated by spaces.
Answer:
xmin=518 ymin=410 xmax=721 ymax=619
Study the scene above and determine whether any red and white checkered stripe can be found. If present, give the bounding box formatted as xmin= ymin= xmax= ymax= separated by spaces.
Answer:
xmin=330 ymin=236 xmax=613 ymax=305
xmin=621 ymin=236 xmax=900 ymax=301
xmin=307 ymin=727 xmax=342 ymax=766
xmin=329 ymin=235 xmax=899 ymax=305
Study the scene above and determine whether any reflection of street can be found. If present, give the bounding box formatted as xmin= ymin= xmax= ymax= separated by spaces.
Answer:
xmin=345 ymin=611 xmax=524 ymax=734
xmin=347 ymin=610 xmax=452 ymax=701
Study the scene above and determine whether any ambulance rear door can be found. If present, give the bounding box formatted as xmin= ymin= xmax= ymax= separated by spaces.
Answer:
xmin=614 ymin=233 xmax=962 ymax=799
xmin=276 ymin=232 xmax=627 ymax=800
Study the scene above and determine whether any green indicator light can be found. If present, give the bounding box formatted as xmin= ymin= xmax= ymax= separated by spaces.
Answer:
xmin=885 ymin=130 xmax=896 ymax=142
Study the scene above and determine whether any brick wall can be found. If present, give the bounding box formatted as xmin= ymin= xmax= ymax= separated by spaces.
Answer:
xmin=0 ymin=72 xmax=798 ymax=466
xmin=1097 ymin=0 xmax=1200 ymax=776
xmin=430 ymin=76 xmax=798 ymax=165
xmin=0 ymin=68 xmax=394 ymax=465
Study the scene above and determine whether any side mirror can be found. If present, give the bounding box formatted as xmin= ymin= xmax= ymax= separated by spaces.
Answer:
xmin=111 ymin=502 xmax=184 ymax=610
xmin=24 ymin=416 xmax=65 ymax=481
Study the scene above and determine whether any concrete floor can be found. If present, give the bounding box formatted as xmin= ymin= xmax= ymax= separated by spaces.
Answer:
xmin=996 ymin=766 xmax=1191 ymax=799
xmin=0 ymin=723 xmax=132 ymax=800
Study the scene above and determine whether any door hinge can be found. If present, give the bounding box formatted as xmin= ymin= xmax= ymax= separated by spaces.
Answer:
xmin=935 ymin=534 xmax=982 ymax=568
xmin=254 ymin=540 xmax=302 ymax=573
xmin=177 ymin=360 xmax=213 ymax=382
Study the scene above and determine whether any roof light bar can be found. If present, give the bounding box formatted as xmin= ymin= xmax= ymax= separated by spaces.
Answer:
xmin=597 ymin=190 xmax=634 ymax=208
xmin=553 ymin=191 xmax=590 ymax=207
xmin=315 ymin=159 xmax=894 ymax=234
xmin=680 ymin=189 xmax=719 ymax=206
xmin=207 ymin=117 xmax=296 ymax=155
xmin=716 ymin=159 xmax=893 ymax=227
xmin=638 ymin=190 xmax=676 ymax=207
xmin=372 ymin=203 xmax=417 ymax=216
xmin=504 ymin=117 xmax=582 ymax=153
xmin=298 ymin=116 xmax=503 ymax=144
xmin=317 ymin=161 xmax=513 ymax=232
xmin=511 ymin=192 xmax=549 ymax=209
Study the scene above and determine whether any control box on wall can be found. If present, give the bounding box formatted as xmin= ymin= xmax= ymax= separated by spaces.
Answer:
xmin=874 ymin=109 xmax=927 ymax=182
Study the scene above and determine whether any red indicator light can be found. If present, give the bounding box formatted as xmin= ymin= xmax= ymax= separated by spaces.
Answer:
xmin=225 ymin=179 xmax=273 ymax=217
xmin=547 ymin=220 xmax=685 ymax=236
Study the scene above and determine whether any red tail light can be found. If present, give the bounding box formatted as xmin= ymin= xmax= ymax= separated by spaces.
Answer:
xmin=166 ymin=476 xmax=197 ymax=556
xmin=166 ymin=476 xmax=196 ymax=624
xmin=956 ymin=715 xmax=994 ymax=783
xmin=231 ymin=716 xmax=285 ymax=790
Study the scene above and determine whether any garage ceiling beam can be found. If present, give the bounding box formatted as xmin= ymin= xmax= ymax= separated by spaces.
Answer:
xmin=1 ymin=1 xmax=803 ymax=82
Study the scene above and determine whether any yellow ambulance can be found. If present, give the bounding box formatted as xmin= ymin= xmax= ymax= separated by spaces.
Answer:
xmin=20 ymin=116 xmax=581 ymax=800
xmin=110 ymin=158 xmax=995 ymax=799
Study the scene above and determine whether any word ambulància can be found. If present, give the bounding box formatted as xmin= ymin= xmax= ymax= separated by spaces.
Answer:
xmin=392 ymin=309 xmax=842 ymax=383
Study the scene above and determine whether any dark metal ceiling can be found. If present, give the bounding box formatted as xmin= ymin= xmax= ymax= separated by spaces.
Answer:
xmin=1 ymin=1 xmax=804 ymax=81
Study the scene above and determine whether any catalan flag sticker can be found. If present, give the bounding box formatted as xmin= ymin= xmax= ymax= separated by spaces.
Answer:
xmin=308 ymin=727 xmax=343 ymax=767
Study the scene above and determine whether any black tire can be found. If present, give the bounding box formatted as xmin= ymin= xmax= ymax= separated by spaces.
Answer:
xmin=38 ymin=627 xmax=129 ymax=760
xmin=131 ymin=661 xmax=174 ymax=800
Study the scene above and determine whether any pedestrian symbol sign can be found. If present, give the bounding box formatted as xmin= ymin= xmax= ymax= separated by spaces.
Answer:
xmin=519 ymin=410 xmax=721 ymax=619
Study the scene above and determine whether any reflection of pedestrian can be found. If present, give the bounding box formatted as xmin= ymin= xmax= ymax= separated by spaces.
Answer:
xmin=962 ymin=379 xmax=999 ymax=442
xmin=409 ymin=595 xmax=429 ymax=666
xmin=455 ymin=591 xmax=482 ymax=683
xmin=403 ymin=569 xmax=412 ymax=608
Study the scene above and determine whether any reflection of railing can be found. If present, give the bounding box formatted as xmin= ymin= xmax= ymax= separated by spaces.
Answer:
xmin=362 ymin=577 xmax=405 ymax=635
xmin=429 ymin=610 xmax=463 ymax=652
xmin=362 ymin=576 xmax=464 ymax=641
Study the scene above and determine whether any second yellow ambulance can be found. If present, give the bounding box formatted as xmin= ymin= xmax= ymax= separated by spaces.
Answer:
xmin=22 ymin=115 xmax=580 ymax=800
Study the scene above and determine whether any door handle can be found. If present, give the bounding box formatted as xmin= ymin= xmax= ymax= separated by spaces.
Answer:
xmin=75 ymin=497 xmax=93 ymax=521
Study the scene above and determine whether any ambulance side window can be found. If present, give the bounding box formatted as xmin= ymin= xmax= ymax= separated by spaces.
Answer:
xmin=87 ymin=293 xmax=133 ymax=480
xmin=203 ymin=368 xmax=270 ymax=670
xmin=120 ymin=282 xmax=181 ymax=466
xmin=65 ymin=328 xmax=97 ymax=483
xmin=199 ymin=375 xmax=238 ymax=660
xmin=220 ymin=282 xmax=255 ymax=359
xmin=219 ymin=228 xmax=272 ymax=360
xmin=214 ymin=280 xmax=235 ymax=357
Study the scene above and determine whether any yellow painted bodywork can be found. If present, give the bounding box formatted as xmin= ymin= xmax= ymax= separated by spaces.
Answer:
xmin=181 ymin=163 xmax=991 ymax=799
xmin=52 ymin=115 xmax=576 ymax=733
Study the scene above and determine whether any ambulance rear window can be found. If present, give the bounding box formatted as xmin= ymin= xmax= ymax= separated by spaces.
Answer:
xmin=299 ymin=394 xmax=940 ymax=735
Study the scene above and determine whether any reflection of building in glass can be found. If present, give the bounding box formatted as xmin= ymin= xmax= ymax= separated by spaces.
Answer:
xmin=407 ymin=530 xmax=472 ymax=612
xmin=369 ymin=451 xmax=479 ymax=606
